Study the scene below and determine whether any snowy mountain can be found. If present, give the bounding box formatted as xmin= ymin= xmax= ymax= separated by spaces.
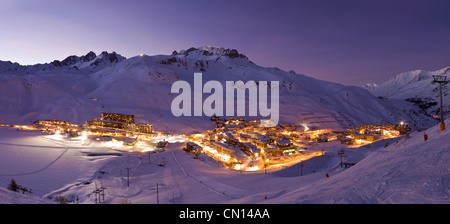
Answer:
xmin=51 ymin=51 xmax=126 ymax=69
xmin=362 ymin=82 xmax=378 ymax=89
xmin=0 ymin=47 xmax=437 ymax=133
xmin=364 ymin=67 xmax=450 ymax=119
xmin=0 ymin=48 xmax=446 ymax=204
xmin=0 ymin=51 xmax=125 ymax=74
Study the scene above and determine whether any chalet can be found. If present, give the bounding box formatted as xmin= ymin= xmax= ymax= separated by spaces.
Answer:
xmin=276 ymin=138 xmax=295 ymax=149
xmin=340 ymin=137 xmax=354 ymax=145
xmin=265 ymin=146 xmax=283 ymax=156
xmin=364 ymin=129 xmax=382 ymax=135
xmin=214 ymin=133 xmax=224 ymax=141
xmin=210 ymin=141 xmax=246 ymax=163
xmin=210 ymin=141 xmax=235 ymax=155
xmin=184 ymin=142 xmax=203 ymax=154
xmin=205 ymin=133 xmax=215 ymax=141
xmin=254 ymin=139 xmax=269 ymax=148
xmin=349 ymin=132 xmax=377 ymax=142
xmin=350 ymin=132 xmax=365 ymax=140
xmin=265 ymin=132 xmax=278 ymax=140
xmin=229 ymin=138 xmax=240 ymax=146
xmin=239 ymin=133 xmax=250 ymax=142
xmin=366 ymin=135 xmax=377 ymax=142
xmin=248 ymin=137 xmax=258 ymax=145
xmin=290 ymin=133 xmax=299 ymax=140
xmin=223 ymin=133 xmax=234 ymax=142
xmin=262 ymin=135 xmax=275 ymax=144
xmin=231 ymin=150 xmax=248 ymax=164
xmin=265 ymin=145 xmax=299 ymax=156
xmin=225 ymin=124 xmax=244 ymax=132
xmin=248 ymin=132 xmax=259 ymax=138
xmin=283 ymin=148 xmax=299 ymax=155
xmin=241 ymin=142 xmax=260 ymax=157
xmin=121 ymin=137 xmax=139 ymax=146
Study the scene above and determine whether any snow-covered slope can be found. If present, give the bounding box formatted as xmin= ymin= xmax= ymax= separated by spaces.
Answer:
xmin=0 ymin=47 xmax=436 ymax=133
xmin=0 ymin=187 xmax=50 ymax=204
xmin=275 ymin=118 xmax=450 ymax=204
xmin=365 ymin=67 xmax=450 ymax=118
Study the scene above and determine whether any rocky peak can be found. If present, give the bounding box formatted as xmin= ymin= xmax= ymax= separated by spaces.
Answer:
xmin=59 ymin=55 xmax=80 ymax=66
xmin=51 ymin=51 xmax=125 ymax=68
xmin=173 ymin=46 xmax=248 ymax=60
xmin=91 ymin=51 xmax=125 ymax=66
xmin=81 ymin=51 xmax=97 ymax=62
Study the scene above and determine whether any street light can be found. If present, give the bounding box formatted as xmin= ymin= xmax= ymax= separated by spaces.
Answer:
xmin=432 ymin=75 xmax=449 ymax=131
xmin=126 ymin=167 xmax=130 ymax=187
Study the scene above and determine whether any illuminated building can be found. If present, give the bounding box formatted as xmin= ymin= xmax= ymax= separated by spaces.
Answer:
xmin=86 ymin=112 xmax=153 ymax=134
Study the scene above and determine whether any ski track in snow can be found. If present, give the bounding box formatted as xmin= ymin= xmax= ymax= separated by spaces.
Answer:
xmin=170 ymin=148 xmax=245 ymax=199
xmin=0 ymin=147 xmax=68 ymax=177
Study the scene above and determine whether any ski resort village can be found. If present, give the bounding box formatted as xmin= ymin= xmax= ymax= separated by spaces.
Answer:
xmin=0 ymin=110 xmax=424 ymax=204
xmin=4 ymin=112 xmax=409 ymax=172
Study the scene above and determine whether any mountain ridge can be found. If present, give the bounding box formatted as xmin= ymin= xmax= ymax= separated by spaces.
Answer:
xmin=364 ymin=66 xmax=450 ymax=118
xmin=0 ymin=46 xmax=438 ymax=133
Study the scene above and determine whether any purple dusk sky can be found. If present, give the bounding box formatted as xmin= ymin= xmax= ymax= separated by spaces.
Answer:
xmin=0 ymin=0 xmax=449 ymax=86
